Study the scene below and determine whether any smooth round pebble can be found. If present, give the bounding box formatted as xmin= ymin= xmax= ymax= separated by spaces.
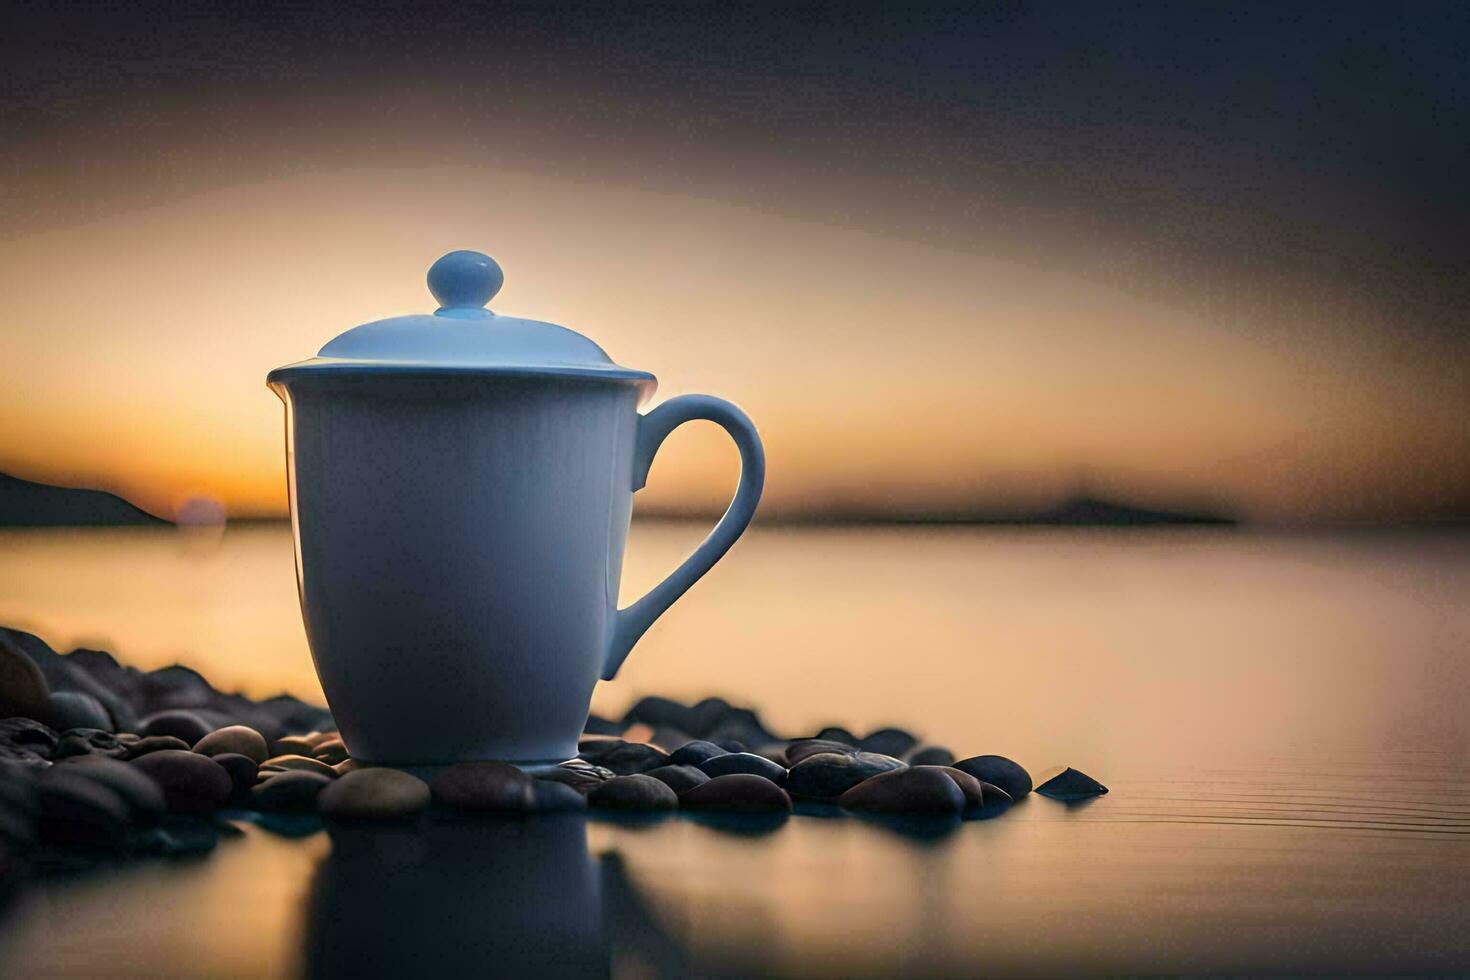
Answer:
xmin=529 ymin=779 xmax=588 ymax=812
xmin=194 ymin=726 xmax=268 ymax=763
xmin=318 ymin=768 xmax=430 ymax=821
xmin=681 ymin=774 xmax=793 ymax=813
xmin=139 ymin=710 xmax=213 ymax=745
xmin=645 ymin=764 xmax=710 ymax=795
xmin=814 ymin=726 xmax=859 ymax=746
xmin=915 ymin=765 xmax=986 ymax=811
xmin=907 ymin=746 xmax=955 ymax=767
xmin=55 ymin=756 xmax=167 ymax=824
xmin=0 ymin=636 xmax=49 ymax=718
xmin=51 ymin=729 xmax=128 ymax=760
xmin=951 ymin=755 xmax=1033 ymax=800
xmin=130 ymin=749 xmax=232 ymax=813
xmin=786 ymin=751 xmax=906 ymax=800
xmin=587 ymin=774 xmax=678 ymax=811
xmin=35 ymin=769 xmax=130 ymax=847
xmin=857 ymin=727 xmax=918 ymax=758
xmin=211 ymin=753 xmax=260 ymax=804
xmin=697 ymin=752 xmax=787 ymax=786
xmin=251 ymin=770 xmax=331 ymax=812
xmin=1035 ymin=767 xmax=1109 ymax=801
xmin=260 ymin=754 xmax=337 ymax=777
xmin=538 ymin=761 xmax=612 ymax=794
xmin=430 ymin=762 xmax=534 ymax=813
xmin=784 ymin=739 xmax=858 ymax=765
xmin=123 ymin=735 xmax=191 ymax=760
xmin=311 ymin=737 xmax=349 ymax=765
xmin=582 ymin=741 xmax=669 ymax=776
xmin=838 ymin=766 xmax=966 ymax=815
xmin=271 ymin=735 xmax=316 ymax=756
xmin=44 ymin=692 xmax=113 ymax=733
xmin=666 ymin=740 xmax=728 ymax=767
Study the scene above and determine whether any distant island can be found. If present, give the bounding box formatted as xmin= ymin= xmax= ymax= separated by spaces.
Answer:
xmin=0 ymin=472 xmax=164 ymax=527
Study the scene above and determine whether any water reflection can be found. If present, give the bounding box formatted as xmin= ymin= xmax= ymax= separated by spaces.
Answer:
xmin=303 ymin=816 xmax=689 ymax=978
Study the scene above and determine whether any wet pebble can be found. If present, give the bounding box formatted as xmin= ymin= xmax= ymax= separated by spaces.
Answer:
xmin=587 ymin=774 xmax=678 ymax=811
xmin=907 ymin=746 xmax=955 ymax=767
xmin=211 ymin=753 xmax=260 ymax=804
xmin=51 ymin=729 xmax=129 ymax=761
xmin=951 ymin=755 xmax=1032 ymax=800
xmin=130 ymin=750 xmax=232 ymax=814
xmin=645 ymin=764 xmax=710 ymax=795
xmin=786 ymin=751 xmax=906 ymax=800
xmin=43 ymin=691 xmax=113 ymax=733
xmin=55 ymin=756 xmax=167 ymax=825
xmin=681 ymin=774 xmax=793 ymax=814
xmin=666 ymin=740 xmax=728 ymax=767
xmin=698 ymin=752 xmax=787 ymax=786
xmin=784 ymin=739 xmax=859 ymax=765
xmin=193 ymin=726 xmax=268 ymax=764
xmin=123 ymin=735 xmax=191 ymax=760
xmin=139 ymin=710 xmax=213 ymax=745
xmin=311 ymin=736 xmax=349 ymax=765
xmin=430 ymin=762 xmax=534 ymax=813
xmin=35 ymin=769 xmax=131 ymax=847
xmin=581 ymin=741 xmax=669 ymax=775
xmin=271 ymin=735 xmax=316 ymax=756
xmin=838 ymin=766 xmax=967 ymax=815
xmin=538 ymin=760 xmax=612 ymax=794
xmin=251 ymin=770 xmax=331 ymax=812
xmin=913 ymin=765 xmax=990 ymax=812
xmin=259 ymin=754 xmax=337 ymax=778
xmin=318 ymin=768 xmax=430 ymax=821
xmin=529 ymin=779 xmax=588 ymax=812
xmin=1035 ymin=767 xmax=1108 ymax=801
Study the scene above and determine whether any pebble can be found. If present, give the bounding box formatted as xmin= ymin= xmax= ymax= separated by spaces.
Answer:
xmin=430 ymin=761 xmax=534 ymax=813
xmin=318 ymin=768 xmax=430 ymax=821
xmin=55 ymin=756 xmax=167 ymax=825
xmin=130 ymin=749 xmax=232 ymax=813
xmin=858 ymin=727 xmax=918 ymax=758
xmin=193 ymin=726 xmax=269 ymax=763
xmin=332 ymin=759 xmax=361 ymax=776
xmin=211 ymin=753 xmax=260 ymax=804
xmin=951 ymin=755 xmax=1033 ymax=800
xmin=907 ymin=746 xmax=955 ymax=767
xmin=786 ymin=751 xmax=906 ymax=800
xmin=0 ymin=636 xmax=50 ymax=717
xmin=1035 ymin=767 xmax=1108 ymax=801
xmin=271 ymin=735 xmax=316 ymax=756
xmin=697 ymin=752 xmax=788 ymax=786
xmin=914 ymin=765 xmax=988 ymax=811
xmin=680 ymin=774 xmax=793 ymax=814
xmin=51 ymin=729 xmax=129 ymax=761
xmin=528 ymin=779 xmax=588 ymax=812
xmin=139 ymin=710 xmax=213 ymax=745
xmin=815 ymin=726 xmax=859 ymax=746
xmin=538 ymin=761 xmax=612 ymax=794
xmin=581 ymin=741 xmax=669 ymax=775
xmin=838 ymin=766 xmax=967 ymax=815
xmin=251 ymin=770 xmax=331 ymax=812
xmin=123 ymin=735 xmax=191 ymax=760
xmin=785 ymin=739 xmax=859 ymax=765
xmin=259 ymin=754 xmax=337 ymax=777
xmin=645 ymin=764 xmax=710 ymax=795
xmin=666 ymin=740 xmax=728 ymax=767
xmin=44 ymin=691 xmax=114 ymax=733
xmin=0 ymin=770 xmax=39 ymax=845
xmin=35 ymin=769 xmax=131 ymax=847
xmin=587 ymin=774 xmax=679 ymax=811
xmin=311 ymin=736 xmax=349 ymax=765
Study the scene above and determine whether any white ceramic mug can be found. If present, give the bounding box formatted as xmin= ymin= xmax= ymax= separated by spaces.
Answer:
xmin=268 ymin=250 xmax=763 ymax=769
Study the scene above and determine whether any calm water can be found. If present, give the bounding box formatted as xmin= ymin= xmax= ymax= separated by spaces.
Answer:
xmin=1 ymin=524 xmax=1468 ymax=975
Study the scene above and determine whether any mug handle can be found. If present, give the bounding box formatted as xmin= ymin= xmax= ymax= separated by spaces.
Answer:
xmin=602 ymin=394 xmax=765 ymax=680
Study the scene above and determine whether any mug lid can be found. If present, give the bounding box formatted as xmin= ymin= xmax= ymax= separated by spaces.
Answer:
xmin=267 ymin=250 xmax=656 ymax=399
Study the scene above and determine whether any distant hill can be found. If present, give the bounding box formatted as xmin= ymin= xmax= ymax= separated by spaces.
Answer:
xmin=0 ymin=472 xmax=164 ymax=527
xmin=1018 ymin=495 xmax=1234 ymax=526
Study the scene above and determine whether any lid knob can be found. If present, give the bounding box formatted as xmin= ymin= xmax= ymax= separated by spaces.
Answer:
xmin=428 ymin=250 xmax=504 ymax=312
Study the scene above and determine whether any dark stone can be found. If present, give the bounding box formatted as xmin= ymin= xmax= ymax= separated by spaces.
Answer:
xmin=193 ymin=725 xmax=269 ymax=763
xmin=137 ymin=663 xmax=216 ymax=712
xmin=528 ymin=779 xmax=588 ymax=812
xmin=754 ymin=745 xmax=789 ymax=767
xmin=951 ymin=755 xmax=1033 ymax=800
xmin=43 ymin=691 xmax=113 ymax=733
xmin=698 ymin=752 xmax=787 ymax=786
xmin=318 ymin=768 xmax=430 ymax=821
xmin=311 ymin=736 xmax=349 ymax=765
xmin=0 ymin=768 xmax=39 ymax=845
xmin=649 ymin=727 xmax=695 ymax=751
xmin=583 ymin=741 xmax=668 ymax=776
xmin=702 ymin=708 xmax=776 ymax=749
xmin=251 ymin=770 xmax=331 ymax=812
xmin=35 ymin=769 xmax=131 ymax=847
xmin=621 ymin=695 xmax=731 ymax=736
xmin=212 ymin=753 xmax=260 ymax=804
xmin=785 ymin=751 xmax=906 ymax=800
xmin=582 ymin=713 xmax=624 ymax=736
xmin=1035 ymin=767 xmax=1109 ymax=801
xmin=254 ymin=694 xmax=334 ymax=735
xmin=259 ymin=754 xmax=337 ymax=777
xmin=645 ymin=764 xmax=710 ymax=795
xmin=587 ymin=774 xmax=678 ymax=811
xmin=0 ymin=717 xmax=58 ymax=769
xmin=1 ymin=628 xmax=135 ymax=733
xmin=907 ymin=746 xmax=955 ymax=767
xmin=51 ymin=728 xmax=128 ymax=761
xmin=686 ymin=697 xmax=734 ymax=737
xmin=0 ymin=633 xmax=50 ymax=718
xmin=123 ymin=735 xmax=191 ymax=760
xmin=714 ymin=739 xmax=747 ymax=753
xmin=667 ymin=740 xmax=727 ymax=767
xmin=978 ymin=781 xmax=1013 ymax=807
xmin=430 ymin=762 xmax=534 ymax=813
xmin=55 ymin=756 xmax=167 ymax=825
xmin=130 ymin=749 xmax=232 ymax=813
xmin=838 ymin=766 xmax=967 ymax=815
xmin=538 ymin=760 xmax=612 ymax=794
xmin=913 ymin=765 xmax=985 ymax=811
xmin=139 ymin=710 xmax=212 ymax=745
xmin=680 ymin=774 xmax=793 ymax=813
xmin=857 ymin=727 xmax=918 ymax=758
xmin=814 ymin=726 xmax=858 ymax=745
xmin=784 ymin=739 xmax=859 ymax=765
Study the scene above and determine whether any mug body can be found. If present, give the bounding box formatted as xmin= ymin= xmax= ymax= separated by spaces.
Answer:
xmin=273 ymin=372 xmax=638 ymax=767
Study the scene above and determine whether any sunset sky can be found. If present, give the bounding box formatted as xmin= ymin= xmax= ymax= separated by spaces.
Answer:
xmin=2 ymin=2 xmax=1466 ymax=523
